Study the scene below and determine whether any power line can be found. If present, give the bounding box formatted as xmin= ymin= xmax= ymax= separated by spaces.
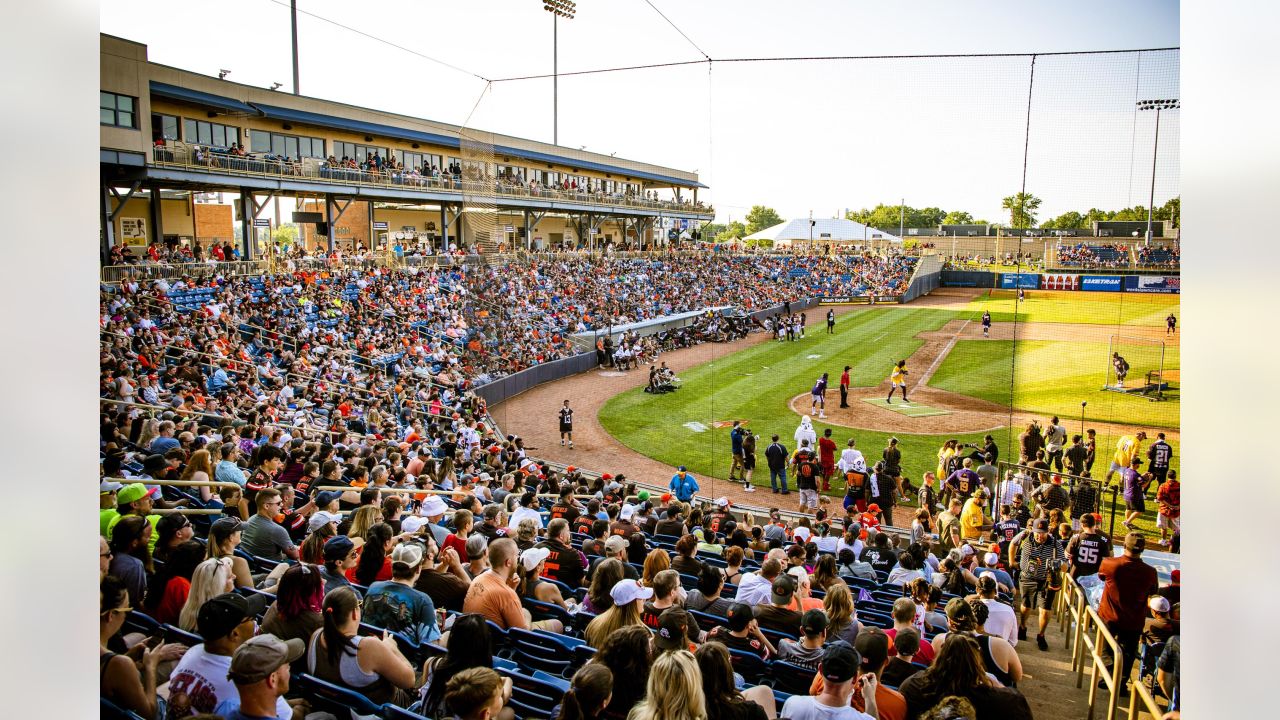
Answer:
xmin=491 ymin=46 xmax=1179 ymax=83
xmin=642 ymin=0 xmax=711 ymax=61
xmin=264 ymin=0 xmax=491 ymax=83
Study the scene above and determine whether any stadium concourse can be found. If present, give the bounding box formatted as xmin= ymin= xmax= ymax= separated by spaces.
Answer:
xmin=98 ymin=254 xmax=1176 ymax=720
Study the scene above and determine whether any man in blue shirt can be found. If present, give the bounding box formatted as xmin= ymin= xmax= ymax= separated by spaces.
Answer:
xmin=149 ymin=420 xmax=181 ymax=454
xmin=670 ymin=466 xmax=699 ymax=503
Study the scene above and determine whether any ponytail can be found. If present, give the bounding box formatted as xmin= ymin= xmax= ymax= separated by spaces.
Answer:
xmin=321 ymin=586 xmax=359 ymax=665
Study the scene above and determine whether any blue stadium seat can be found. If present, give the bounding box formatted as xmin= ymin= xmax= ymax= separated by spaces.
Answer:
xmin=163 ymin=624 xmax=203 ymax=646
xmin=382 ymin=704 xmax=429 ymax=720
xmin=770 ymin=660 xmax=818 ymax=695
xmin=689 ymin=609 xmax=726 ymax=634
xmin=497 ymin=668 xmax=564 ymax=720
xmin=728 ymin=649 xmax=770 ymax=685
xmin=293 ymin=672 xmax=385 ymax=719
xmin=101 ymin=696 xmax=147 ymax=720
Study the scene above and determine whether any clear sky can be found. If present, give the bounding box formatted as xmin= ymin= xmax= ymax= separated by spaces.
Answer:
xmin=101 ymin=0 xmax=1179 ymax=225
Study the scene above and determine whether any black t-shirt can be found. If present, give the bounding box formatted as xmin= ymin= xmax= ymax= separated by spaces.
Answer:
xmin=1148 ymin=441 xmax=1172 ymax=470
xmin=537 ymin=539 xmax=585 ymax=588
xmin=558 ymin=407 xmax=574 ymax=428
xmin=709 ymin=698 xmax=768 ymax=720
xmin=861 ymin=546 xmax=898 ymax=576
xmin=655 ymin=519 xmax=686 ymax=538
xmin=414 ymin=568 xmax=470 ymax=612
xmin=882 ymin=447 xmax=902 ymax=474
xmin=706 ymin=627 xmax=771 ymax=659
xmin=753 ymin=604 xmax=802 ymax=636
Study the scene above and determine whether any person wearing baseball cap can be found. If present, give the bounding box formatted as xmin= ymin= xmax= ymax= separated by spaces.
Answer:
xmin=1097 ymin=531 xmax=1158 ymax=692
xmin=99 ymin=480 xmax=125 ymax=537
xmin=584 ymin=578 xmax=652 ymax=648
xmin=669 ymin=465 xmax=699 ymax=503
xmin=362 ymin=543 xmax=443 ymax=644
xmin=168 ymin=593 xmax=274 ymax=718
xmin=108 ymin=482 xmax=162 ymax=552
xmin=226 ymin=634 xmax=305 ymax=719
xmin=782 ymin=640 xmax=878 ymax=720
xmin=777 ymin=609 xmax=829 ymax=669
xmin=653 ymin=607 xmax=694 ymax=654
xmin=319 ymin=535 xmax=357 ymax=594
xmin=586 ymin=535 xmax=638 ymax=584
xmin=1012 ymin=516 xmax=1065 ymax=651
xmin=706 ymin=602 xmax=776 ymax=660
xmin=755 ymin=575 xmax=803 ymax=636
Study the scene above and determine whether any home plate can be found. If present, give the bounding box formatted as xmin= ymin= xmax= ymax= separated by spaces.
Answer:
xmin=860 ymin=397 xmax=951 ymax=418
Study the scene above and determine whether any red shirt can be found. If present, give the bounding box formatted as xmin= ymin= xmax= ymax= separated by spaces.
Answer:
xmin=884 ymin=627 xmax=936 ymax=664
xmin=1097 ymin=554 xmax=1158 ymax=631
xmin=443 ymin=533 xmax=468 ymax=561
xmin=818 ymin=437 xmax=838 ymax=467
xmin=346 ymin=556 xmax=393 ymax=585
xmin=840 ymin=371 xmax=850 ymax=388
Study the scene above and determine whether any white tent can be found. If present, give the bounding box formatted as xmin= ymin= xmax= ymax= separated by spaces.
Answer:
xmin=743 ymin=218 xmax=902 ymax=248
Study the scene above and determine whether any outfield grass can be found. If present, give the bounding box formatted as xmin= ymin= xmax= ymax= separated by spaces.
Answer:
xmin=929 ymin=339 xmax=1180 ymax=429
xmin=964 ymin=290 xmax=1180 ymax=326
xmin=599 ymin=307 xmax=993 ymax=493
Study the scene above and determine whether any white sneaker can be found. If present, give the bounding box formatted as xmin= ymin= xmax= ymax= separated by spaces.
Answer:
xmin=819 ymin=412 xmax=826 ymax=419
xmin=811 ymin=408 xmax=816 ymax=416
xmin=743 ymin=485 xmax=756 ymax=493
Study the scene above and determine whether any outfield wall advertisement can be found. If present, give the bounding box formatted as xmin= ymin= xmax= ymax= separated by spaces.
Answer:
xmin=1080 ymin=275 xmax=1124 ymax=292
xmin=999 ymin=273 xmax=1041 ymax=289
xmin=1042 ymin=273 xmax=1079 ymax=290
xmin=1124 ymin=275 xmax=1180 ymax=294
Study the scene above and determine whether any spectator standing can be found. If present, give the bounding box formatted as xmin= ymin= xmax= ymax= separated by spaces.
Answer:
xmin=765 ymin=435 xmax=791 ymax=495
xmin=1155 ymin=470 xmax=1181 ymax=547
xmin=669 ymin=466 xmax=699 ymax=503
xmin=1097 ymin=532 xmax=1159 ymax=694
xmin=1012 ymin=518 xmax=1064 ymax=651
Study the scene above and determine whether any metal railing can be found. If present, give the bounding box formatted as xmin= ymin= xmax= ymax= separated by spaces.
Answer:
xmin=1060 ymin=577 xmax=1168 ymax=720
xmin=150 ymin=144 xmax=714 ymax=216
xmin=101 ymin=260 xmax=267 ymax=283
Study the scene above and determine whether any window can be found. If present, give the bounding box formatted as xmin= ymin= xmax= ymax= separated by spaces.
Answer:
xmin=333 ymin=141 xmax=386 ymax=163
xmin=151 ymin=113 xmax=179 ymax=142
xmin=183 ymin=118 xmax=240 ymax=149
xmin=101 ymin=92 xmax=137 ymax=128
xmin=251 ymin=130 xmax=324 ymax=159
xmin=394 ymin=150 xmax=442 ymax=172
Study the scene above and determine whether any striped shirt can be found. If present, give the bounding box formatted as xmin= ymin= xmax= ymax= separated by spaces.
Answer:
xmin=1017 ymin=536 xmax=1064 ymax=582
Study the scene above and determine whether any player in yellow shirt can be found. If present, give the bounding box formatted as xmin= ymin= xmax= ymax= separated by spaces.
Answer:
xmin=960 ymin=488 xmax=993 ymax=540
xmin=1105 ymin=430 xmax=1148 ymax=484
xmin=886 ymin=360 xmax=909 ymax=404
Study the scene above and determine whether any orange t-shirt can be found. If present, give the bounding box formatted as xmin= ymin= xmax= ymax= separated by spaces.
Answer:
xmin=809 ymin=674 xmax=907 ymax=720
xmin=463 ymin=570 xmax=528 ymax=630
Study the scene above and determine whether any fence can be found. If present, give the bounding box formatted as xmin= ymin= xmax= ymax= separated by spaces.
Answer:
xmin=151 ymin=144 xmax=714 ymax=217
xmin=101 ymin=260 xmax=267 ymax=283
xmin=1059 ymin=577 xmax=1168 ymax=720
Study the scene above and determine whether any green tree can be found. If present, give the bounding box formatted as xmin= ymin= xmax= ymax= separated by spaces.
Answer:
xmin=745 ymin=206 xmax=784 ymax=235
xmin=1158 ymin=197 xmax=1180 ymax=228
xmin=942 ymin=210 xmax=975 ymax=225
xmin=1001 ymin=192 xmax=1042 ymax=228
xmin=1042 ymin=211 xmax=1086 ymax=230
xmin=271 ymin=224 xmax=298 ymax=248
xmin=715 ymin=220 xmax=747 ymax=244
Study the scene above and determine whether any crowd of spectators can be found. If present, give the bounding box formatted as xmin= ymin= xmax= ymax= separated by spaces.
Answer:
xmin=1136 ymin=245 xmax=1180 ymax=268
xmin=1054 ymin=243 xmax=1132 ymax=268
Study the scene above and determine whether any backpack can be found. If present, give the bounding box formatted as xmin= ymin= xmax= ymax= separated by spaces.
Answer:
xmin=846 ymin=470 xmax=867 ymax=495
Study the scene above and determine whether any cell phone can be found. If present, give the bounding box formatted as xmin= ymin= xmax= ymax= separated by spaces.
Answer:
xmin=146 ymin=633 xmax=165 ymax=650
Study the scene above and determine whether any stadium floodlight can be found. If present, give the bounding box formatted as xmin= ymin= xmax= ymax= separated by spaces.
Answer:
xmin=1137 ymin=99 xmax=1179 ymax=245
xmin=540 ymin=0 xmax=578 ymax=146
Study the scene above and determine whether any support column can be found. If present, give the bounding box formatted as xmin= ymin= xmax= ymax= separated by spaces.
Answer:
xmin=239 ymin=189 xmax=254 ymax=259
xmin=325 ymin=194 xmax=337 ymax=253
xmin=101 ymin=182 xmax=117 ymax=260
xmin=149 ymin=187 xmax=164 ymax=251
xmin=439 ymin=204 xmax=447 ymax=252
xmin=523 ymin=210 xmax=532 ymax=252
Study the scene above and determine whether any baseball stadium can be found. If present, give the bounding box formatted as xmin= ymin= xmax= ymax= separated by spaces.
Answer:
xmin=96 ymin=4 xmax=1181 ymax=720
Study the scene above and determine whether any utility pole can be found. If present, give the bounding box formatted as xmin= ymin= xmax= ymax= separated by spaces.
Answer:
xmin=290 ymin=0 xmax=300 ymax=95
xmin=899 ymin=198 xmax=905 ymax=240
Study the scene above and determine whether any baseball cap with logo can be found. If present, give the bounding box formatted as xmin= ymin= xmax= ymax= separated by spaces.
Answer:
xmin=726 ymin=602 xmax=755 ymax=632
xmin=654 ymin=607 xmax=691 ymax=651
xmin=227 ymin=633 xmax=305 ymax=684
xmin=801 ymin=609 xmax=829 ymax=636
xmin=609 ymin=579 xmax=653 ymax=607
xmin=1031 ymin=518 xmax=1050 ymax=532
xmin=770 ymin=575 xmax=797 ymax=605
xmin=197 ymin=592 xmax=253 ymax=643
xmin=819 ymin=640 xmax=862 ymax=684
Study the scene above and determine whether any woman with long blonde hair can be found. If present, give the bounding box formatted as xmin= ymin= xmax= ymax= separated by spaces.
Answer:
xmin=180 ymin=449 xmax=217 ymax=502
xmin=626 ymin=650 xmax=705 ymax=720
xmin=823 ymin=581 xmax=863 ymax=645
xmin=585 ymin=579 xmax=650 ymax=649
xmin=178 ymin=557 xmax=234 ymax=631
xmin=347 ymin=505 xmax=383 ymax=542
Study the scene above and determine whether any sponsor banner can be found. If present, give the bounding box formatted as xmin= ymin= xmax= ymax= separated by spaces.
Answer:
xmin=1081 ymin=275 xmax=1124 ymax=292
xmin=1125 ymin=275 xmax=1180 ymax=294
xmin=873 ymin=295 xmax=902 ymax=304
xmin=999 ymin=272 xmax=1041 ymax=289
xmin=819 ymin=296 xmax=872 ymax=304
xmin=372 ymin=221 xmax=389 ymax=230
xmin=1042 ymin=273 xmax=1079 ymax=291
